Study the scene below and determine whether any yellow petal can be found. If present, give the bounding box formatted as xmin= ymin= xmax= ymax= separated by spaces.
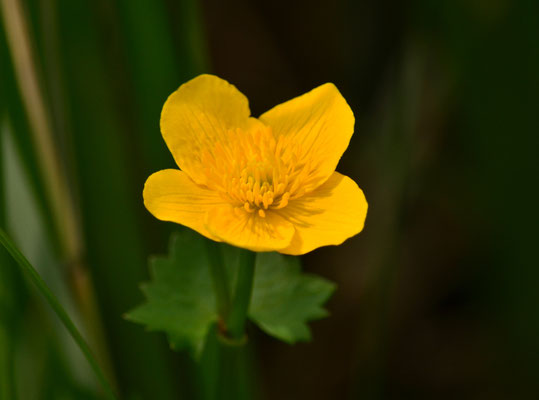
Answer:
xmin=205 ymin=206 xmax=295 ymax=252
xmin=160 ymin=74 xmax=261 ymax=185
xmin=278 ymin=172 xmax=367 ymax=255
xmin=259 ymin=83 xmax=354 ymax=193
xmin=143 ymin=169 xmax=224 ymax=240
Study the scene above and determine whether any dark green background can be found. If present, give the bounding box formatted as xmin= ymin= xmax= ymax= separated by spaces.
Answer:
xmin=1 ymin=0 xmax=538 ymax=399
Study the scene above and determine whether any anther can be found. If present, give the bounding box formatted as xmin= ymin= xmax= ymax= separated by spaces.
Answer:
xmin=244 ymin=202 xmax=254 ymax=213
xmin=262 ymin=192 xmax=272 ymax=209
xmin=253 ymin=182 xmax=261 ymax=205
xmin=274 ymin=192 xmax=290 ymax=209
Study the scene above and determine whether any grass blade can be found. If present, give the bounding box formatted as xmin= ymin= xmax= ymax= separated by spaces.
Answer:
xmin=0 ymin=120 xmax=19 ymax=400
xmin=0 ymin=228 xmax=118 ymax=400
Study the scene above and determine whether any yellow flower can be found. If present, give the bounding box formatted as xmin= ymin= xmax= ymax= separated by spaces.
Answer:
xmin=143 ymin=74 xmax=368 ymax=255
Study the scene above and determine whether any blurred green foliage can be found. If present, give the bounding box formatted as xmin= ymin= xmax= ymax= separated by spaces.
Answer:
xmin=1 ymin=0 xmax=539 ymax=399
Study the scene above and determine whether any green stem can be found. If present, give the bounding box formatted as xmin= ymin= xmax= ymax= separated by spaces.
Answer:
xmin=0 ymin=228 xmax=118 ymax=400
xmin=226 ymin=251 xmax=256 ymax=340
xmin=205 ymin=240 xmax=231 ymax=321
xmin=205 ymin=248 xmax=255 ymax=400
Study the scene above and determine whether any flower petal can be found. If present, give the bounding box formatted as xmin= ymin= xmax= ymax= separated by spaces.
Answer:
xmin=278 ymin=172 xmax=367 ymax=255
xmin=205 ymin=206 xmax=295 ymax=252
xmin=160 ymin=74 xmax=261 ymax=184
xmin=259 ymin=83 xmax=354 ymax=192
xmin=143 ymin=169 xmax=224 ymax=240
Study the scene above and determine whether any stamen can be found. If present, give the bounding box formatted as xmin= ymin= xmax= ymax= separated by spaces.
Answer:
xmin=262 ymin=191 xmax=272 ymax=209
xmin=274 ymin=192 xmax=290 ymax=209
xmin=203 ymin=127 xmax=312 ymax=217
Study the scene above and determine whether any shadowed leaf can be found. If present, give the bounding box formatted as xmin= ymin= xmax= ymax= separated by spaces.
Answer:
xmin=127 ymin=229 xmax=336 ymax=356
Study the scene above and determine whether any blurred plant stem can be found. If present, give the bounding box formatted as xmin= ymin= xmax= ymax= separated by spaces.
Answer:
xmin=216 ymin=344 xmax=252 ymax=400
xmin=0 ymin=324 xmax=16 ymax=400
xmin=0 ymin=0 xmax=116 ymax=390
xmin=0 ymin=120 xmax=17 ymax=400
xmin=353 ymin=43 xmax=429 ymax=399
xmin=219 ymin=250 xmax=256 ymax=400
xmin=0 ymin=0 xmax=79 ymax=261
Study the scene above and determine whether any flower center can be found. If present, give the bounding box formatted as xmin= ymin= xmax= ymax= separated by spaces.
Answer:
xmin=201 ymin=126 xmax=312 ymax=217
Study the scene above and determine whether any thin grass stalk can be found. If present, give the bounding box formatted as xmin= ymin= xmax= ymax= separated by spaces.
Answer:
xmin=0 ymin=0 xmax=116 ymax=388
xmin=0 ymin=228 xmax=118 ymax=400
xmin=0 ymin=0 xmax=79 ymax=259
xmin=0 ymin=120 xmax=18 ymax=400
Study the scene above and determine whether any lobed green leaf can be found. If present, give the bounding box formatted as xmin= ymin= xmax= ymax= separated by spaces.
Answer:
xmin=126 ymin=231 xmax=218 ymax=358
xmin=249 ymin=252 xmax=336 ymax=343
xmin=127 ymin=230 xmax=336 ymax=357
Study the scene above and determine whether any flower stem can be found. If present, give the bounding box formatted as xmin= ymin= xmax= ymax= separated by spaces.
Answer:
xmin=205 ymin=240 xmax=231 ymax=321
xmin=205 ymin=247 xmax=255 ymax=399
xmin=226 ymin=250 xmax=256 ymax=340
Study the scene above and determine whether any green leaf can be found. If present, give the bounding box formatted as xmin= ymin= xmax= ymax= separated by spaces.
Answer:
xmin=249 ymin=253 xmax=336 ymax=343
xmin=127 ymin=230 xmax=336 ymax=357
xmin=126 ymin=231 xmax=219 ymax=358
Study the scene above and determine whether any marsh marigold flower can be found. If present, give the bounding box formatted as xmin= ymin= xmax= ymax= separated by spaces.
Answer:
xmin=143 ymin=75 xmax=368 ymax=255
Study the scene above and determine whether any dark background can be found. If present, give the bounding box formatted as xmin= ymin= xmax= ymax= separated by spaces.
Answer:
xmin=1 ymin=0 xmax=538 ymax=399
